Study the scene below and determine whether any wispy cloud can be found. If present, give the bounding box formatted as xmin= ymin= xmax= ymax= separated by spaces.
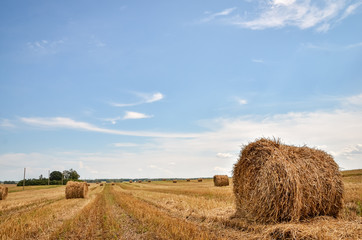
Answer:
xmin=20 ymin=117 xmax=197 ymax=138
xmin=234 ymin=97 xmax=248 ymax=105
xmin=102 ymin=117 xmax=121 ymax=125
xmin=0 ymin=119 xmax=15 ymax=128
xmin=202 ymin=0 xmax=362 ymax=32
xmin=111 ymin=92 xmax=164 ymax=107
xmin=123 ymin=111 xmax=153 ymax=120
xmin=113 ymin=143 xmax=140 ymax=147
xmin=201 ymin=7 xmax=237 ymax=22
xmin=27 ymin=39 xmax=66 ymax=54
xmin=302 ymin=41 xmax=362 ymax=51
xmin=252 ymin=58 xmax=264 ymax=63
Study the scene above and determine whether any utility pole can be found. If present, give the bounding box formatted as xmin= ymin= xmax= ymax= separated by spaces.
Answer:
xmin=48 ymin=170 xmax=50 ymax=185
xmin=23 ymin=168 xmax=26 ymax=190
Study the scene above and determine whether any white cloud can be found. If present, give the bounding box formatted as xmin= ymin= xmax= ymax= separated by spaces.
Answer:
xmin=203 ymin=0 xmax=361 ymax=32
xmin=0 ymin=119 xmax=15 ymax=128
xmin=234 ymin=97 xmax=248 ymax=105
xmin=201 ymin=7 xmax=237 ymax=22
xmin=339 ymin=2 xmax=362 ymax=20
xmin=252 ymin=58 xmax=264 ymax=63
xmin=20 ymin=117 xmax=199 ymax=138
xmin=111 ymin=92 xmax=164 ymax=107
xmin=102 ymin=117 xmax=121 ymax=125
xmin=113 ymin=143 xmax=140 ymax=147
xmin=123 ymin=111 xmax=153 ymax=120
xmin=216 ymin=153 xmax=234 ymax=158
xmin=214 ymin=166 xmax=228 ymax=172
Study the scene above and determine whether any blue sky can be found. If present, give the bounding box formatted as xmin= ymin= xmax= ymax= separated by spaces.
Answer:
xmin=1 ymin=0 xmax=362 ymax=180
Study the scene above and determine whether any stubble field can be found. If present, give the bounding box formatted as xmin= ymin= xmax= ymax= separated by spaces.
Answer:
xmin=0 ymin=172 xmax=361 ymax=240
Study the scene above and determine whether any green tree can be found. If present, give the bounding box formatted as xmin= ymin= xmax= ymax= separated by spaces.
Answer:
xmin=63 ymin=169 xmax=80 ymax=180
xmin=49 ymin=171 xmax=62 ymax=181
xmin=69 ymin=169 xmax=80 ymax=180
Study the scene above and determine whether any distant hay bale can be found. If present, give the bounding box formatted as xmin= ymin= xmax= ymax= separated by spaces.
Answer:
xmin=129 ymin=180 xmax=133 ymax=183
xmin=138 ymin=180 xmax=142 ymax=183
xmin=87 ymin=183 xmax=90 ymax=186
xmin=186 ymin=179 xmax=190 ymax=182
xmin=65 ymin=181 xmax=88 ymax=199
xmin=173 ymin=180 xmax=177 ymax=183
xmin=100 ymin=183 xmax=103 ymax=186
xmin=233 ymin=138 xmax=344 ymax=223
xmin=213 ymin=175 xmax=229 ymax=187
xmin=0 ymin=186 xmax=8 ymax=200
xmin=198 ymin=178 xmax=202 ymax=182
xmin=148 ymin=180 xmax=151 ymax=183
xmin=111 ymin=183 xmax=115 ymax=185
xmin=162 ymin=179 xmax=166 ymax=181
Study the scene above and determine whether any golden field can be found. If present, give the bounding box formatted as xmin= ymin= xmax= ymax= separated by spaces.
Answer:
xmin=0 ymin=171 xmax=361 ymax=240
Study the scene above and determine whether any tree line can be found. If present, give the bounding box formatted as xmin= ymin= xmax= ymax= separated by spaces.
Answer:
xmin=16 ymin=168 xmax=80 ymax=186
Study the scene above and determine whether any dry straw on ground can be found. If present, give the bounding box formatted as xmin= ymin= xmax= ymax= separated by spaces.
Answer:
xmin=233 ymin=138 xmax=344 ymax=223
xmin=213 ymin=175 xmax=229 ymax=187
xmin=65 ymin=181 xmax=88 ymax=199
xmin=198 ymin=178 xmax=203 ymax=182
xmin=0 ymin=185 xmax=8 ymax=200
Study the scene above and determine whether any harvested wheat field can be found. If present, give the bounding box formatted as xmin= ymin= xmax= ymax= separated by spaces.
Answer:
xmin=0 ymin=173 xmax=360 ymax=239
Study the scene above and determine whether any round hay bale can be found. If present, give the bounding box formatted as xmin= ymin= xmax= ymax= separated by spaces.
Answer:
xmin=173 ymin=180 xmax=177 ymax=183
xmin=162 ymin=179 xmax=166 ymax=181
xmin=129 ymin=180 xmax=133 ymax=183
xmin=213 ymin=175 xmax=229 ymax=187
xmin=198 ymin=178 xmax=202 ymax=182
xmin=148 ymin=180 xmax=151 ymax=183
xmin=186 ymin=179 xmax=190 ymax=182
xmin=87 ymin=183 xmax=90 ymax=186
xmin=65 ymin=181 xmax=88 ymax=199
xmin=0 ymin=185 xmax=8 ymax=200
xmin=100 ymin=183 xmax=103 ymax=186
xmin=138 ymin=180 xmax=142 ymax=183
xmin=233 ymin=138 xmax=344 ymax=223
xmin=111 ymin=182 xmax=115 ymax=185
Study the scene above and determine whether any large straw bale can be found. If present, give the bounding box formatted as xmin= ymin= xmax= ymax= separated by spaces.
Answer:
xmin=0 ymin=186 xmax=8 ymax=200
xmin=213 ymin=175 xmax=229 ymax=187
xmin=65 ymin=181 xmax=88 ymax=199
xmin=233 ymin=138 xmax=344 ymax=223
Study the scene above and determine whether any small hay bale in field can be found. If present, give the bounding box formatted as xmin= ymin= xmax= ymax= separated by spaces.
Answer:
xmin=112 ymin=182 xmax=115 ymax=185
xmin=148 ymin=180 xmax=151 ymax=183
xmin=186 ymin=179 xmax=190 ymax=182
xmin=233 ymin=138 xmax=344 ymax=223
xmin=100 ymin=183 xmax=103 ymax=186
xmin=87 ymin=183 xmax=90 ymax=186
xmin=129 ymin=180 xmax=133 ymax=183
xmin=214 ymin=175 xmax=229 ymax=187
xmin=198 ymin=178 xmax=202 ymax=182
xmin=162 ymin=179 xmax=166 ymax=181
xmin=173 ymin=180 xmax=177 ymax=183
xmin=0 ymin=185 xmax=8 ymax=200
xmin=65 ymin=181 xmax=88 ymax=199
xmin=138 ymin=180 xmax=142 ymax=183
